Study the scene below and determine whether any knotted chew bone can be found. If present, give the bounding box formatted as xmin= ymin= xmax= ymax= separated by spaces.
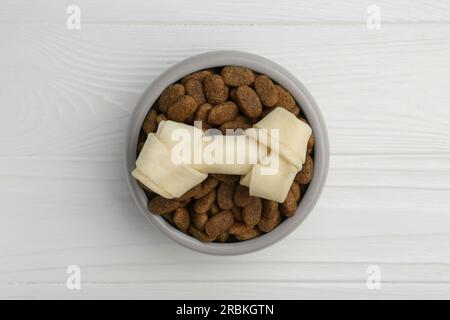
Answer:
xmin=132 ymin=107 xmax=311 ymax=202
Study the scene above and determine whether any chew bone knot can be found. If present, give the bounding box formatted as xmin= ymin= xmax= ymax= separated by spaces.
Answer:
xmin=132 ymin=107 xmax=312 ymax=203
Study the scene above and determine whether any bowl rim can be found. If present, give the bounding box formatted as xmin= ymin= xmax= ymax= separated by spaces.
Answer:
xmin=125 ymin=50 xmax=329 ymax=255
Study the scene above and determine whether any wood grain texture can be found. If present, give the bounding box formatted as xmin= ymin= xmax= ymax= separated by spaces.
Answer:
xmin=1 ymin=11 xmax=450 ymax=299
xmin=2 ymin=0 xmax=450 ymax=23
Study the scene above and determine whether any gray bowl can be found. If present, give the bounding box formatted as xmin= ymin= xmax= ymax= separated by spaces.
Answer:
xmin=125 ymin=51 xmax=329 ymax=255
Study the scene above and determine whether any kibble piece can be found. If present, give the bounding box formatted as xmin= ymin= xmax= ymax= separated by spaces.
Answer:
xmin=221 ymin=66 xmax=255 ymax=87
xmin=175 ymin=184 xmax=202 ymax=202
xmin=158 ymin=84 xmax=185 ymax=112
xmin=235 ymin=228 xmax=261 ymax=241
xmin=205 ymin=210 xmax=234 ymax=239
xmin=228 ymin=222 xmax=253 ymax=235
xmin=290 ymin=106 xmax=300 ymax=116
xmin=254 ymin=75 xmax=278 ymax=107
xmin=216 ymin=232 xmax=230 ymax=243
xmin=219 ymin=119 xmax=251 ymax=135
xmin=281 ymin=189 xmax=297 ymax=217
xmin=295 ymin=155 xmax=314 ymax=185
xmin=173 ymin=207 xmax=190 ymax=232
xmin=235 ymin=86 xmax=263 ymax=118
xmin=143 ymin=109 xmax=158 ymax=134
xmin=257 ymin=199 xmax=280 ymax=232
xmin=181 ymin=70 xmax=212 ymax=85
xmin=167 ymin=95 xmax=198 ymax=122
xmin=210 ymin=174 xmax=240 ymax=184
xmin=156 ymin=114 xmax=167 ymax=124
xmin=290 ymin=181 xmax=301 ymax=202
xmin=208 ymin=101 xmax=239 ymax=125
xmin=189 ymin=225 xmax=215 ymax=242
xmin=194 ymin=103 xmax=213 ymax=130
xmin=194 ymin=189 xmax=216 ymax=214
xmin=194 ymin=176 xmax=219 ymax=199
xmin=217 ymin=182 xmax=235 ymax=210
xmin=242 ymin=197 xmax=262 ymax=227
xmin=233 ymin=184 xmax=253 ymax=207
xmin=148 ymin=196 xmax=180 ymax=215
xmin=204 ymin=74 xmax=228 ymax=105
xmin=191 ymin=212 xmax=208 ymax=230
xmin=185 ymin=79 xmax=206 ymax=106
xmin=275 ymin=85 xmax=296 ymax=112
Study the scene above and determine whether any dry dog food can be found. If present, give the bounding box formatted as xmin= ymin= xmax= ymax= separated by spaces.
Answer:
xmin=137 ymin=66 xmax=315 ymax=243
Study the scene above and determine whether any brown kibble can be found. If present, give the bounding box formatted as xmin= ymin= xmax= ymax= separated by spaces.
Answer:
xmin=254 ymin=75 xmax=278 ymax=107
xmin=235 ymin=86 xmax=262 ymax=118
xmin=143 ymin=109 xmax=158 ymax=134
xmin=233 ymin=184 xmax=254 ymax=207
xmin=207 ymin=101 xmax=238 ymax=125
xmin=281 ymin=189 xmax=297 ymax=217
xmin=191 ymin=212 xmax=208 ymax=230
xmin=173 ymin=207 xmax=190 ymax=232
xmin=158 ymin=84 xmax=185 ymax=112
xmin=210 ymin=174 xmax=240 ymax=184
xmin=235 ymin=228 xmax=261 ymax=241
xmin=220 ymin=119 xmax=251 ymax=135
xmin=194 ymin=176 xmax=219 ymax=199
xmin=189 ymin=225 xmax=215 ymax=242
xmin=262 ymin=199 xmax=278 ymax=217
xmin=194 ymin=189 xmax=216 ymax=214
xmin=290 ymin=181 xmax=301 ymax=202
xmin=216 ymin=232 xmax=230 ymax=243
xmin=205 ymin=210 xmax=234 ymax=239
xmin=217 ymin=182 xmax=235 ymax=210
xmin=204 ymin=74 xmax=228 ymax=105
xmin=167 ymin=95 xmax=198 ymax=122
xmin=185 ymin=79 xmax=206 ymax=106
xmin=228 ymin=222 xmax=253 ymax=235
xmin=258 ymin=200 xmax=280 ymax=232
xmin=295 ymin=155 xmax=314 ymax=185
xmin=175 ymin=184 xmax=202 ymax=202
xmin=290 ymin=105 xmax=300 ymax=116
xmin=221 ymin=66 xmax=255 ymax=87
xmin=275 ymin=85 xmax=296 ymax=112
xmin=181 ymin=70 xmax=212 ymax=85
xmin=148 ymin=196 xmax=180 ymax=215
xmin=194 ymin=103 xmax=213 ymax=130
xmin=156 ymin=114 xmax=167 ymax=124
xmin=242 ymin=197 xmax=262 ymax=227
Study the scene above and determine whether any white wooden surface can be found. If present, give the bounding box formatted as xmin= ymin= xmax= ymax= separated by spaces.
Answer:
xmin=1 ymin=0 xmax=450 ymax=299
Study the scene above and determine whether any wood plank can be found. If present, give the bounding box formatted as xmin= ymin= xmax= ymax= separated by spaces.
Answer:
xmin=2 ymin=0 xmax=450 ymax=24
xmin=1 ymin=283 xmax=449 ymax=299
